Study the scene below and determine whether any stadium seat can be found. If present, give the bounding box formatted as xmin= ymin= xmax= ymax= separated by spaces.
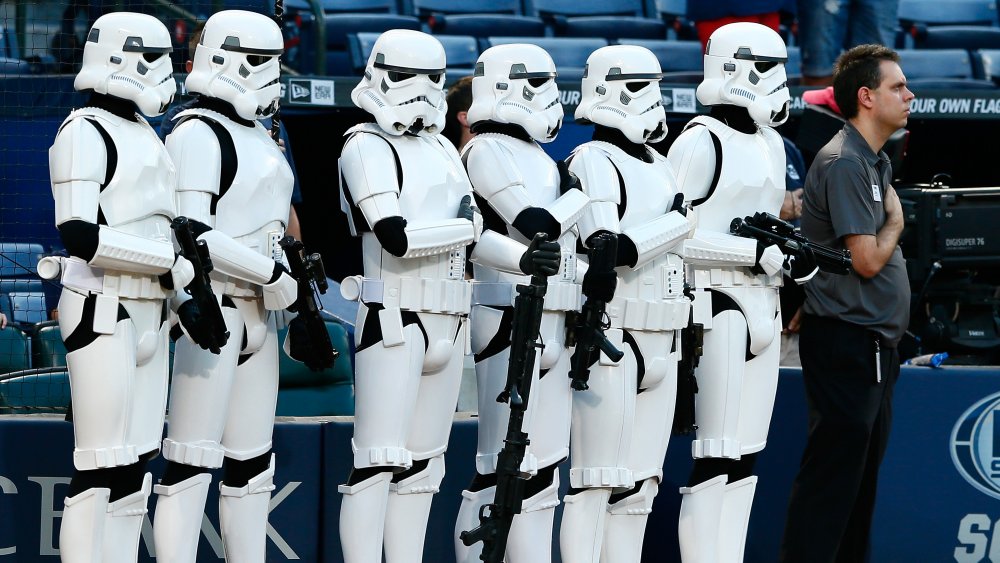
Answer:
xmin=654 ymin=0 xmax=697 ymax=40
xmin=975 ymin=48 xmax=1000 ymax=81
xmin=431 ymin=14 xmax=546 ymax=38
xmin=322 ymin=0 xmax=400 ymax=13
xmin=0 ymin=280 xmax=47 ymax=326
xmin=913 ymin=25 xmax=1000 ymax=50
xmin=0 ymin=57 xmax=29 ymax=75
xmin=898 ymin=48 xmax=976 ymax=79
xmin=623 ymin=39 xmax=701 ymax=72
xmin=0 ymin=242 xmax=43 ymax=278
xmin=31 ymin=321 xmax=66 ymax=369
xmin=0 ymin=367 xmax=70 ymax=414
xmin=275 ymin=319 xmax=355 ymax=416
xmin=555 ymin=16 xmax=667 ymax=41
xmin=529 ymin=0 xmax=645 ymax=17
xmin=0 ymin=326 xmax=30 ymax=374
xmin=482 ymin=36 xmax=609 ymax=81
xmin=898 ymin=0 xmax=998 ymax=27
xmin=325 ymin=13 xmax=420 ymax=76
xmin=412 ymin=0 xmax=522 ymax=15
xmin=786 ymin=46 xmax=802 ymax=77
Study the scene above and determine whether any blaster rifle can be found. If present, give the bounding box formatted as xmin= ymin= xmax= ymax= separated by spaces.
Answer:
xmin=460 ymin=234 xmax=549 ymax=563
xmin=567 ymin=232 xmax=625 ymax=391
xmin=730 ymin=212 xmax=853 ymax=275
xmin=673 ymin=291 xmax=703 ymax=435
xmin=278 ymin=236 xmax=338 ymax=371
xmin=170 ymin=216 xmax=230 ymax=350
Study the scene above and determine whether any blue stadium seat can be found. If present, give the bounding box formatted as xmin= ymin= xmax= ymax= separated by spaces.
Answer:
xmin=0 ymin=326 xmax=30 ymax=374
xmin=654 ymin=0 xmax=697 ymax=40
xmin=622 ymin=39 xmax=701 ymax=73
xmin=275 ymin=319 xmax=355 ymax=416
xmin=898 ymin=0 xmax=998 ymax=26
xmin=0 ymin=280 xmax=47 ymax=326
xmin=482 ymin=36 xmax=608 ymax=81
xmin=326 ymin=14 xmax=420 ymax=76
xmin=898 ymin=48 xmax=996 ymax=88
xmin=529 ymin=0 xmax=645 ymax=17
xmin=412 ymin=0 xmax=522 ymax=15
xmin=322 ymin=0 xmax=400 ymax=13
xmin=555 ymin=16 xmax=666 ymax=41
xmin=0 ymin=57 xmax=29 ymax=75
xmin=431 ymin=14 xmax=546 ymax=38
xmin=913 ymin=25 xmax=1000 ymax=50
xmin=0 ymin=243 xmax=43 ymax=278
xmin=0 ymin=367 xmax=70 ymax=414
xmin=31 ymin=321 xmax=66 ymax=369
xmin=786 ymin=45 xmax=802 ymax=77
xmin=975 ymin=48 xmax=1000 ymax=81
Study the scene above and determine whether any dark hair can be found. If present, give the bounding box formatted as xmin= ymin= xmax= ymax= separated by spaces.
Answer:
xmin=188 ymin=20 xmax=206 ymax=54
xmin=443 ymin=75 xmax=474 ymax=148
xmin=832 ymin=44 xmax=900 ymax=120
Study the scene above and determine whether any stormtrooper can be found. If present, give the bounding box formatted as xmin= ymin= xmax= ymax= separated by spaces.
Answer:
xmin=45 ymin=12 xmax=192 ymax=562
xmin=150 ymin=10 xmax=298 ymax=562
xmin=559 ymin=44 xmax=692 ymax=563
xmin=336 ymin=29 xmax=481 ymax=563
xmin=453 ymin=43 xmax=592 ymax=563
xmin=666 ymin=22 xmax=810 ymax=562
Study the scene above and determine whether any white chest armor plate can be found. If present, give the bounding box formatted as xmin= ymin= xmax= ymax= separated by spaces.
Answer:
xmin=581 ymin=142 xmax=687 ymax=330
xmin=467 ymin=133 xmax=580 ymax=310
xmin=348 ymin=125 xmax=473 ymax=313
xmin=176 ymin=108 xmax=293 ymax=258
xmin=686 ymin=116 xmax=785 ymax=234
xmin=68 ymin=108 xmax=177 ymax=242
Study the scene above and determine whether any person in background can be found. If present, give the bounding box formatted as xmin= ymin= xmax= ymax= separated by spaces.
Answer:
xmin=797 ymin=0 xmax=900 ymax=86
xmin=443 ymin=75 xmax=475 ymax=152
xmin=780 ymin=44 xmax=914 ymax=563
xmin=159 ymin=20 xmax=303 ymax=241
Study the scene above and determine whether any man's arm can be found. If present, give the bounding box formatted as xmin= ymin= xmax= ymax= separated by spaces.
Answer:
xmin=843 ymin=185 xmax=903 ymax=279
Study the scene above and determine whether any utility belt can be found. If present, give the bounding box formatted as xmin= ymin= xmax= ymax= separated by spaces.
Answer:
xmin=608 ymin=296 xmax=690 ymax=332
xmin=39 ymin=256 xmax=168 ymax=300
xmin=688 ymin=265 xmax=781 ymax=290
xmin=210 ymin=272 xmax=260 ymax=299
xmin=471 ymin=280 xmax=582 ymax=312
xmin=234 ymin=227 xmax=285 ymax=263
xmin=341 ymin=275 xmax=472 ymax=315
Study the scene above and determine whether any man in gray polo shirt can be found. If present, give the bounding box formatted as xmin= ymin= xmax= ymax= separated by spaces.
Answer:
xmin=780 ymin=44 xmax=914 ymax=563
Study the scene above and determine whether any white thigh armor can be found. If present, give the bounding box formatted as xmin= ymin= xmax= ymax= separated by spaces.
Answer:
xmin=339 ymin=123 xmax=475 ymax=470
xmin=668 ymin=115 xmax=786 ymax=461
xmin=48 ymin=106 xmax=180 ymax=470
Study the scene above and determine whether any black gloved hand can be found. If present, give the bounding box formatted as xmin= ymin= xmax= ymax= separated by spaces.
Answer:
xmin=582 ymin=269 xmax=617 ymax=302
xmin=669 ymin=192 xmax=687 ymax=216
xmin=457 ymin=194 xmax=475 ymax=222
xmin=286 ymin=315 xmax=330 ymax=372
xmin=557 ymin=160 xmax=582 ymax=194
xmin=177 ymin=299 xmax=227 ymax=354
xmin=519 ymin=233 xmax=561 ymax=277
xmin=785 ymin=245 xmax=819 ymax=284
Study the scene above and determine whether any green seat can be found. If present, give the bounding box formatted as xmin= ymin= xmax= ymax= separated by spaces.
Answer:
xmin=0 ymin=326 xmax=31 ymax=374
xmin=0 ymin=367 xmax=71 ymax=414
xmin=32 ymin=320 xmax=67 ymax=368
xmin=276 ymin=319 xmax=355 ymax=416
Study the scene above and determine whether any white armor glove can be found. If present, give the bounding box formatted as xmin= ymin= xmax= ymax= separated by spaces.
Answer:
xmin=756 ymin=244 xmax=784 ymax=277
xmin=262 ymin=264 xmax=298 ymax=310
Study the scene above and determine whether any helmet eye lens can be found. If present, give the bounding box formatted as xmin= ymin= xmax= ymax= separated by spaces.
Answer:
xmin=388 ymin=71 xmax=416 ymax=82
xmin=142 ymin=52 xmax=162 ymax=63
xmin=428 ymin=73 xmax=443 ymax=83
xmin=527 ymin=77 xmax=550 ymax=88
xmin=246 ymin=55 xmax=272 ymax=67
xmin=625 ymin=81 xmax=648 ymax=93
xmin=754 ymin=61 xmax=778 ymax=73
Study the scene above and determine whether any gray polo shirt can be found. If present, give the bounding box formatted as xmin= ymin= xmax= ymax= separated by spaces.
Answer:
xmin=800 ymin=122 xmax=911 ymax=346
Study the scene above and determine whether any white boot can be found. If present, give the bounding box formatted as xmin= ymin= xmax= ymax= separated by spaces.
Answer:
xmin=602 ymin=478 xmax=659 ymax=563
xmin=59 ymin=486 xmax=111 ymax=563
xmin=718 ymin=476 xmax=757 ymax=563
xmin=384 ymin=456 xmax=445 ymax=563
xmin=219 ymin=456 xmax=276 ymax=563
xmin=506 ymin=475 xmax=560 ymax=563
xmin=339 ymin=471 xmax=392 ymax=563
xmin=678 ymin=474 xmax=727 ymax=563
xmin=559 ymin=488 xmax=612 ymax=563
xmin=152 ymin=473 xmax=213 ymax=563
xmin=454 ymin=485 xmax=494 ymax=563
xmin=102 ymin=473 xmax=152 ymax=563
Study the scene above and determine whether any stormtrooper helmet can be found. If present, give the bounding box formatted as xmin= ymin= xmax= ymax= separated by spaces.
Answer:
xmin=351 ymin=29 xmax=447 ymax=136
xmin=467 ymin=43 xmax=563 ymax=143
xmin=697 ymin=22 xmax=791 ymax=127
xmin=185 ymin=10 xmax=284 ymax=121
xmin=74 ymin=12 xmax=176 ymax=117
xmin=576 ymin=45 xmax=667 ymax=143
